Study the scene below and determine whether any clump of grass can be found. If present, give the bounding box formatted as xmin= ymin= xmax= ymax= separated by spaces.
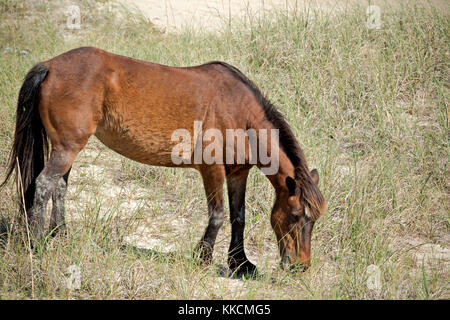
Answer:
xmin=0 ymin=0 xmax=448 ymax=299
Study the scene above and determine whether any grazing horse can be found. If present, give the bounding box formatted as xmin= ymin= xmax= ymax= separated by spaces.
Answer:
xmin=1 ymin=47 xmax=326 ymax=275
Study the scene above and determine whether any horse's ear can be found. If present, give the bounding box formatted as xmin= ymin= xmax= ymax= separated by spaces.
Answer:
xmin=310 ymin=169 xmax=319 ymax=185
xmin=286 ymin=176 xmax=298 ymax=196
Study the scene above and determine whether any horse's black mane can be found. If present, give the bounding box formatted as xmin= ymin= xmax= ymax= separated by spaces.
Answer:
xmin=206 ymin=61 xmax=325 ymax=219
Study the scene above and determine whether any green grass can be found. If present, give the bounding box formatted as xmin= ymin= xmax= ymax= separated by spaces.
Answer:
xmin=0 ymin=0 xmax=448 ymax=299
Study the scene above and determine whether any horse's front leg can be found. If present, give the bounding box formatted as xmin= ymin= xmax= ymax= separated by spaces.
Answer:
xmin=195 ymin=165 xmax=225 ymax=265
xmin=226 ymin=168 xmax=257 ymax=276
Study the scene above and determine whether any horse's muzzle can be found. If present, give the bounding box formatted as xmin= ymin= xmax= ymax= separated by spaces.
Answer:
xmin=280 ymin=257 xmax=310 ymax=273
xmin=289 ymin=262 xmax=310 ymax=273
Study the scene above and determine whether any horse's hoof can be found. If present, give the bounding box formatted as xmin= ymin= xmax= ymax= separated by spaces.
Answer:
xmin=192 ymin=245 xmax=213 ymax=266
xmin=229 ymin=260 xmax=259 ymax=279
xmin=49 ymin=225 xmax=67 ymax=238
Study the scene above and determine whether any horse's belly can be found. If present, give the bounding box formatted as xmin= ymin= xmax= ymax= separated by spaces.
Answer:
xmin=94 ymin=125 xmax=185 ymax=167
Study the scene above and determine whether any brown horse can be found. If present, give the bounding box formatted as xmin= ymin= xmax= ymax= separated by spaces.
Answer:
xmin=1 ymin=47 xmax=326 ymax=275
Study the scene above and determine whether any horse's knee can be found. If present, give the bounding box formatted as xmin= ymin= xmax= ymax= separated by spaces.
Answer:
xmin=35 ymin=150 xmax=74 ymax=202
xmin=209 ymin=207 xmax=224 ymax=229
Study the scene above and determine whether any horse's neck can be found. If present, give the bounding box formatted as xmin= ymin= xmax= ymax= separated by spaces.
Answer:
xmin=264 ymin=147 xmax=295 ymax=192
xmin=249 ymin=117 xmax=296 ymax=192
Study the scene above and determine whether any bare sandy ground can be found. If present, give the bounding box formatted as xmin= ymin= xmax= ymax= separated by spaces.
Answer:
xmin=119 ymin=0 xmax=350 ymax=31
xmin=119 ymin=0 xmax=448 ymax=32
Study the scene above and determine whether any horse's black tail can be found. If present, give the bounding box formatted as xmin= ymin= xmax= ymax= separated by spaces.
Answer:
xmin=1 ymin=64 xmax=49 ymax=211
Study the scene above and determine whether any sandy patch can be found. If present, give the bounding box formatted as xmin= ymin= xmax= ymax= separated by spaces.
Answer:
xmin=119 ymin=0 xmax=346 ymax=32
xmin=120 ymin=0 xmax=449 ymax=32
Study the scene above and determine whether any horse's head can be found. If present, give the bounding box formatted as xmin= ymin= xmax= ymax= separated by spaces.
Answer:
xmin=271 ymin=169 xmax=326 ymax=271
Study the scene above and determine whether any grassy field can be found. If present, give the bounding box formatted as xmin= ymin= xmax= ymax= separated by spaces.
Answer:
xmin=0 ymin=0 xmax=448 ymax=299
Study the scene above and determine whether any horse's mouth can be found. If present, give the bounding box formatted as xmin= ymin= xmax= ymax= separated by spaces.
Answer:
xmin=280 ymin=255 xmax=310 ymax=273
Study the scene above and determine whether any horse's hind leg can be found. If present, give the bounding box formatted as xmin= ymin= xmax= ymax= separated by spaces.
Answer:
xmin=226 ymin=169 xmax=257 ymax=276
xmin=28 ymin=150 xmax=77 ymax=243
xmin=195 ymin=165 xmax=225 ymax=265
xmin=49 ymin=168 xmax=71 ymax=237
